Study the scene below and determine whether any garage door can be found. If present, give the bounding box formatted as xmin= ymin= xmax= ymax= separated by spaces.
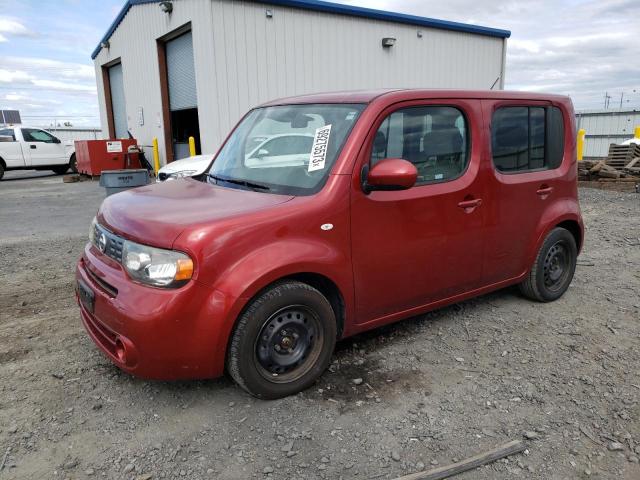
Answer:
xmin=166 ymin=31 xmax=197 ymax=110
xmin=108 ymin=63 xmax=127 ymax=139
xmin=166 ymin=31 xmax=200 ymax=160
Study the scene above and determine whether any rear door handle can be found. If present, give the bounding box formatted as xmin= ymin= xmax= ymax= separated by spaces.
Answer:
xmin=458 ymin=198 xmax=482 ymax=209
xmin=536 ymin=186 xmax=553 ymax=196
xmin=30 ymin=144 xmax=37 ymax=149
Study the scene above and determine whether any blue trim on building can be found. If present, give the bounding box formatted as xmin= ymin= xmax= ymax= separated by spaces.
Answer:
xmin=92 ymin=0 xmax=511 ymax=60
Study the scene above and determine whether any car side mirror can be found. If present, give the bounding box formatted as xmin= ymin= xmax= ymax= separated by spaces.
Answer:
xmin=361 ymin=158 xmax=417 ymax=194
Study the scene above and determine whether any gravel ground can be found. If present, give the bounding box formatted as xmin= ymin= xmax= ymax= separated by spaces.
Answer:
xmin=0 ymin=175 xmax=639 ymax=480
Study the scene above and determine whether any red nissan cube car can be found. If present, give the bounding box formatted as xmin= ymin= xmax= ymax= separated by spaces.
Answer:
xmin=76 ymin=90 xmax=583 ymax=399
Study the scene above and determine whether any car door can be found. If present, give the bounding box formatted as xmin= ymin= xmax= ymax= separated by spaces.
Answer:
xmin=0 ymin=128 xmax=27 ymax=167
xmin=20 ymin=128 xmax=66 ymax=166
xmin=351 ymin=99 xmax=487 ymax=325
xmin=480 ymin=100 xmax=566 ymax=284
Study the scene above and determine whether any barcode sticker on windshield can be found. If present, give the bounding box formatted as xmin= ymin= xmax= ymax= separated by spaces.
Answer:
xmin=308 ymin=124 xmax=332 ymax=172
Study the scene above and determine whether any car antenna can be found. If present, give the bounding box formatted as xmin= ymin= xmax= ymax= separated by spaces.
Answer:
xmin=489 ymin=76 xmax=501 ymax=90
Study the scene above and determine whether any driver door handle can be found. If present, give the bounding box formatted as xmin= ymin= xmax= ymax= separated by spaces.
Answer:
xmin=30 ymin=144 xmax=37 ymax=149
xmin=458 ymin=198 xmax=482 ymax=209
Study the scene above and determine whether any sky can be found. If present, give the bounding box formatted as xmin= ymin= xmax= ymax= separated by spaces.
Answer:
xmin=0 ymin=0 xmax=638 ymax=127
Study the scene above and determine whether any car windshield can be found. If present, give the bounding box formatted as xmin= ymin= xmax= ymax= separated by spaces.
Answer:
xmin=208 ymin=103 xmax=365 ymax=195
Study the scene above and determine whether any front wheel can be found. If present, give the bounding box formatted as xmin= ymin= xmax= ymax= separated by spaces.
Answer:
xmin=519 ymin=227 xmax=577 ymax=302
xmin=51 ymin=164 xmax=69 ymax=175
xmin=227 ymin=281 xmax=337 ymax=399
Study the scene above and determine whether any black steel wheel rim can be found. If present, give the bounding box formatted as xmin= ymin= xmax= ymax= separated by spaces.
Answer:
xmin=543 ymin=240 xmax=570 ymax=291
xmin=254 ymin=305 xmax=324 ymax=383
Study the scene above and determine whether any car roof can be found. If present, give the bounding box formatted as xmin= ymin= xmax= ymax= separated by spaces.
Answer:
xmin=260 ymin=89 xmax=571 ymax=106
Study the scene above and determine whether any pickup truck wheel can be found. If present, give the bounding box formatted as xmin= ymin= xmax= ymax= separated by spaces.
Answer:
xmin=227 ymin=281 xmax=336 ymax=399
xmin=519 ymin=227 xmax=577 ymax=302
xmin=69 ymin=154 xmax=78 ymax=173
xmin=51 ymin=164 xmax=69 ymax=175
xmin=0 ymin=162 xmax=4 ymax=180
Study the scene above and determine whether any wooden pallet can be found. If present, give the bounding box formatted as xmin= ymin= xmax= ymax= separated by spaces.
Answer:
xmin=606 ymin=143 xmax=640 ymax=169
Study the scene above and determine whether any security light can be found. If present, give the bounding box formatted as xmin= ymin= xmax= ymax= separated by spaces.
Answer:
xmin=159 ymin=1 xmax=173 ymax=13
xmin=382 ymin=37 xmax=396 ymax=48
xmin=100 ymin=40 xmax=110 ymax=49
xmin=265 ymin=9 xmax=273 ymax=18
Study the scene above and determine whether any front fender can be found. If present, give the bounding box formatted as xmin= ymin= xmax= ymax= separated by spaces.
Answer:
xmin=207 ymin=238 xmax=354 ymax=357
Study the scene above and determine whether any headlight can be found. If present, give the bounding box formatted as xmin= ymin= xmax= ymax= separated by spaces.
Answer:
xmin=122 ymin=240 xmax=193 ymax=288
xmin=168 ymin=170 xmax=197 ymax=180
xmin=89 ymin=216 xmax=97 ymax=244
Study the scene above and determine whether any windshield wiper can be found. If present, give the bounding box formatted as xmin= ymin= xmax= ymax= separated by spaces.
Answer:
xmin=209 ymin=174 xmax=270 ymax=191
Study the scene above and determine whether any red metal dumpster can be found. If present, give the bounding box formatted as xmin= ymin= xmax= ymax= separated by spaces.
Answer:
xmin=75 ymin=139 xmax=142 ymax=176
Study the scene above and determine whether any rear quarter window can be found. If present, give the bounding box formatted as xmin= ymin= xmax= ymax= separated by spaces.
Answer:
xmin=491 ymin=106 xmax=565 ymax=173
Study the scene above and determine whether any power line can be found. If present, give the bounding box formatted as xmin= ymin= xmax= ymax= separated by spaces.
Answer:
xmin=21 ymin=115 xmax=98 ymax=118
xmin=0 ymin=86 xmax=95 ymax=92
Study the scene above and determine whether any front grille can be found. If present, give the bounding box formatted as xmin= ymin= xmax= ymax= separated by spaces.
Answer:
xmin=94 ymin=223 xmax=125 ymax=263
xmin=85 ymin=264 xmax=118 ymax=297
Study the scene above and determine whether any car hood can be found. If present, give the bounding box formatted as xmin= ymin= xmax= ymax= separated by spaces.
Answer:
xmin=98 ymin=179 xmax=293 ymax=248
xmin=158 ymin=154 xmax=214 ymax=175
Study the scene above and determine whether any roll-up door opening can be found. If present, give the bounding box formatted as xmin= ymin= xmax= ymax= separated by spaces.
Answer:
xmin=106 ymin=62 xmax=128 ymax=139
xmin=165 ymin=30 xmax=200 ymax=160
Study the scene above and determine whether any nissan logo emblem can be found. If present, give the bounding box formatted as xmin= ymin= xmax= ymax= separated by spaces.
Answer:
xmin=98 ymin=232 xmax=108 ymax=253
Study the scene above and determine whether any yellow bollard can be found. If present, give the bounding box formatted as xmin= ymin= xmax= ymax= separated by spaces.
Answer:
xmin=188 ymin=136 xmax=196 ymax=157
xmin=634 ymin=126 xmax=640 ymax=139
xmin=576 ymin=129 xmax=585 ymax=161
xmin=152 ymin=137 xmax=160 ymax=174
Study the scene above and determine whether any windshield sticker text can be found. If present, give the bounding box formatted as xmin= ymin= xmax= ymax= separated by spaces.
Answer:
xmin=308 ymin=125 xmax=332 ymax=172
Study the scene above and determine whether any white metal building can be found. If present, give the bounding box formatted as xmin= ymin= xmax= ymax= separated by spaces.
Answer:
xmin=575 ymin=109 xmax=640 ymax=159
xmin=92 ymin=0 xmax=510 ymax=164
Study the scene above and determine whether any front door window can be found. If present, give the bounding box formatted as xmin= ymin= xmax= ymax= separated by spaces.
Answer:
xmin=370 ymin=106 xmax=470 ymax=183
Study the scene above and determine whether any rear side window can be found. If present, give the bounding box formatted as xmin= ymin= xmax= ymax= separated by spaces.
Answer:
xmin=0 ymin=128 xmax=16 ymax=141
xmin=491 ymin=106 xmax=564 ymax=172
xmin=371 ymin=106 xmax=469 ymax=185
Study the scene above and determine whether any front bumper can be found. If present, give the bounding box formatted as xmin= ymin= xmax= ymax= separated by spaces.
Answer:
xmin=75 ymin=243 xmax=230 ymax=380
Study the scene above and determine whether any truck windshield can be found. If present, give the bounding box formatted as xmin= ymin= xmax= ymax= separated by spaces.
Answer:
xmin=208 ymin=103 xmax=365 ymax=195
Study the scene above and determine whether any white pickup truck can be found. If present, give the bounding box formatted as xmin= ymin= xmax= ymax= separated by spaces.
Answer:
xmin=0 ymin=126 xmax=76 ymax=180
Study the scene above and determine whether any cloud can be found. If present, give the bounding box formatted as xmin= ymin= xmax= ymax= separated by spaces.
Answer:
xmin=0 ymin=56 xmax=96 ymax=94
xmin=341 ymin=0 xmax=640 ymax=110
xmin=0 ymin=68 xmax=33 ymax=83
xmin=0 ymin=17 xmax=35 ymax=40
xmin=32 ymin=78 xmax=96 ymax=94
xmin=0 ymin=55 xmax=99 ymax=126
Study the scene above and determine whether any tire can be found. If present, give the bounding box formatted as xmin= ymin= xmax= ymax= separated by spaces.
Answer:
xmin=227 ymin=281 xmax=337 ymax=399
xmin=0 ymin=162 xmax=4 ymax=181
xmin=51 ymin=164 xmax=69 ymax=175
xmin=519 ymin=227 xmax=577 ymax=302
xmin=69 ymin=154 xmax=78 ymax=173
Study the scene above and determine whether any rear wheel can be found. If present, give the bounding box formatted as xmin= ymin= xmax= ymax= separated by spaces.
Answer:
xmin=519 ymin=227 xmax=577 ymax=302
xmin=227 ymin=281 xmax=336 ymax=399
xmin=0 ymin=162 xmax=4 ymax=180
xmin=69 ymin=153 xmax=78 ymax=173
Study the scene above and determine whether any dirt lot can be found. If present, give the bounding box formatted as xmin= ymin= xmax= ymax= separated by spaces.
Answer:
xmin=1 ymin=172 xmax=639 ymax=480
